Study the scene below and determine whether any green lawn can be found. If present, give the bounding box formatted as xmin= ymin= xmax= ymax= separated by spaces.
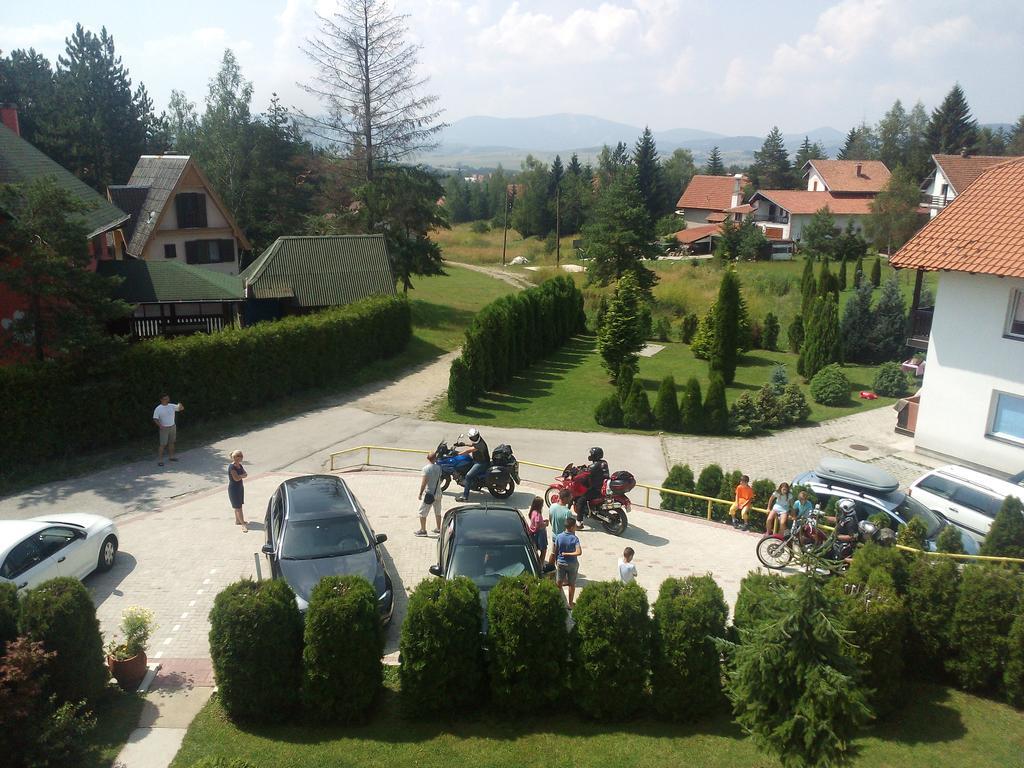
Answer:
xmin=170 ymin=673 xmax=1024 ymax=768
xmin=84 ymin=690 xmax=145 ymax=768
xmin=434 ymin=335 xmax=897 ymax=432
xmin=408 ymin=264 xmax=517 ymax=350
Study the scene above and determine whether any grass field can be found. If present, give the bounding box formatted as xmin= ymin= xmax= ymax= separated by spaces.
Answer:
xmin=170 ymin=672 xmax=1024 ymax=768
xmin=83 ymin=690 xmax=144 ymax=768
xmin=408 ymin=264 xmax=518 ymax=350
xmin=434 ymin=335 xmax=896 ymax=432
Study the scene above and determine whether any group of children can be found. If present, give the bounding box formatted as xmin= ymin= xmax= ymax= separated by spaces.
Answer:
xmin=527 ymin=490 xmax=637 ymax=609
xmin=729 ymin=475 xmax=813 ymax=534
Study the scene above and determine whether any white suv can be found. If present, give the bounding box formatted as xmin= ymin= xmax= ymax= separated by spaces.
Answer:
xmin=908 ymin=465 xmax=1023 ymax=538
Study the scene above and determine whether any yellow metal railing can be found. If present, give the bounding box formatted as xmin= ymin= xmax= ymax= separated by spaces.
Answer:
xmin=327 ymin=444 xmax=1024 ymax=565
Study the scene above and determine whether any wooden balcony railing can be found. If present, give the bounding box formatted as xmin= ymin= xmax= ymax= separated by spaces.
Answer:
xmin=907 ymin=307 xmax=933 ymax=349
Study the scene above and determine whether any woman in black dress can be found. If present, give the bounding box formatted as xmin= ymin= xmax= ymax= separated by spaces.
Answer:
xmin=228 ymin=450 xmax=248 ymax=532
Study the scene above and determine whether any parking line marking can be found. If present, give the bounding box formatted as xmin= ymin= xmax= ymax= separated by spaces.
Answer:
xmin=154 ymin=651 xmax=163 ymax=660
xmin=162 ymin=638 xmax=173 ymax=645
xmin=172 ymin=624 xmax=180 ymax=632
xmin=196 ymin=589 xmax=204 ymax=595
xmin=209 ymin=568 xmax=218 ymax=574
xmin=188 ymin=600 xmax=196 ymax=607
xmin=180 ymin=612 xmax=189 ymax=619
xmin=202 ymin=578 xmax=211 ymax=585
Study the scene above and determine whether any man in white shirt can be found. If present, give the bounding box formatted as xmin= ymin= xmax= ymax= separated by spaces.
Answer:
xmin=153 ymin=393 xmax=184 ymax=466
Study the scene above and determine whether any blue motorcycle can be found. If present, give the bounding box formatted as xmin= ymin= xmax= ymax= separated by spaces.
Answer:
xmin=435 ymin=436 xmax=519 ymax=499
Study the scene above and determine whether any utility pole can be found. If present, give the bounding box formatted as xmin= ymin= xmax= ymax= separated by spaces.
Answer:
xmin=555 ymin=184 xmax=561 ymax=266
xmin=501 ymin=185 xmax=515 ymax=267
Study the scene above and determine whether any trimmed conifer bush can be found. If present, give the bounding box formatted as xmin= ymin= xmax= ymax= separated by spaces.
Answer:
xmin=616 ymin=361 xmax=637 ymax=402
xmin=695 ymin=463 xmax=725 ymax=504
xmin=753 ymin=384 xmax=784 ymax=429
xmin=733 ymin=571 xmax=790 ymax=631
xmin=488 ymin=574 xmax=569 ymax=714
xmin=763 ymin=313 xmax=780 ymax=351
xmin=872 ymin=361 xmax=910 ymax=397
xmin=661 ymin=464 xmax=696 ymax=513
xmin=981 ymin=495 xmax=1024 ymax=559
xmin=593 ymin=394 xmax=624 ymax=428
xmin=571 ymin=581 xmax=652 ymax=719
xmin=303 ymin=575 xmax=383 ymax=723
xmin=844 ymin=542 xmax=910 ymax=595
xmin=870 ymin=257 xmax=882 ymax=287
xmin=896 ymin=517 xmax=928 ymax=550
xmin=0 ymin=582 xmax=17 ymax=653
xmin=679 ymin=312 xmax=698 ymax=344
xmin=399 ymin=576 xmax=483 ymax=717
xmin=837 ymin=581 xmax=908 ymax=715
xmin=703 ymin=373 xmax=729 ymax=434
xmin=653 ymin=375 xmax=680 ymax=431
xmin=809 ymin=363 xmax=851 ymax=405
xmin=906 ymin=557 xmax=959 ymax=678
xmin=729 ymin=393 xmax=762 ymax=436
xmin=209 ymin=579 xmax=303 ymax=723
xmin=779 ymin=383 xmax=811 ymax=424
xmin=18 ymin=577 xmax=107 ymax=705
xmin=948 ymin=565 xmax=1023 ymax=691
xmin=679 ymin=377 xmax=704 ymax=433
xmin=447 ymin=357 xmax=473 ymax=412
xmin=652 ymin=575 xmax=729 ymax=721
xmin=622 ymin=380 xmax=653 ymax=429
xmin=936 ymin=523 xmax=965 ymax=554
xmin=1006 ymin=610 xmax=1024 ymax=708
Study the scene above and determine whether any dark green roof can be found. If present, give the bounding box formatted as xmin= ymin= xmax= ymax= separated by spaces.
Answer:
xmin=96 ymin=259 xmax=245 ymax=303
xmin=240 ymin=235 xmax=396 ymax=307
xmin=0 ymin=124 xmax=129 ymax=238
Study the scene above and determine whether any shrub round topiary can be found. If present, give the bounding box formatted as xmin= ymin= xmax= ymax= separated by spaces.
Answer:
xmin=488 ymin=574 xmax=569 ymax=714
xmin=906 ymin=557 xmax=959 ymax=679
xmin=732 ymin=572 xmax=789 ymax=631
xmin=593 ymin=394 xmax=623 ymax=428
xmin=844 ymin=542 xmax=911 ymax=595
xmin=0 ymin=581 xmax=18 ymax=653
xmin=809 ymin=363 xmax=851 ymax=406
xmin=981 ymin=495 xmax=1024 ymax=559
xmin=18 ymin=577 xmax=107 ymax=704
xmin=209 ymin=579 xmax=303 ymax=723
xmin=570 ymin=581 xmax=651 ymax=719
xmin=399 ymin=576 xmax=483 ymax=718
xmin=948 ymin=564 xmax=1022 ymax=691
xmin=836 ymin=582 xmax=908 ymax=715
xmin=652 ymin=575 xmax=729 ymax=721
xmin=303 ymin=575 xmax=383 ymax=723
xmin=935 ymin=524 xmax=965 ymax=554
xmin=872 ymin=362 xmax=910 ymax=397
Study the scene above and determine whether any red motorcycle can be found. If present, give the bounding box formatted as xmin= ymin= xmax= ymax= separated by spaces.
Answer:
xmin=755 ymin=508 xmax=829 ymax=569
xmin=546 ymin=464 xmax=634 ymax=535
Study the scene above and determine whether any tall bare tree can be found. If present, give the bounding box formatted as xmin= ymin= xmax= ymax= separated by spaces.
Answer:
xmin=300 ymin=0 xmax=445 ymax=181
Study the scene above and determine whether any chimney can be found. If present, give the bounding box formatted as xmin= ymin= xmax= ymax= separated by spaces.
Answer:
xmin=731 ymin=173 xmax=743 ymax=209
xmin=0 ymin=104 xmax=19 ymax=136
xmin=959 ymin=147 xmax=970 ymax=158
xmin=855 ymin=162 xmax=863 ymax=177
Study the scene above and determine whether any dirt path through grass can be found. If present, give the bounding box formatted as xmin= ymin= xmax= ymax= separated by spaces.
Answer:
xmin=445 ymin=260 xmax=535 ymax=290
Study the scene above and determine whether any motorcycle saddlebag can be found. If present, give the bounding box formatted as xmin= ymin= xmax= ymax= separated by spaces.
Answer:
xmin=608 ymin=470 xmax=636 ymax=493
xmin=491 ymin=443 xmax=514 ymax=465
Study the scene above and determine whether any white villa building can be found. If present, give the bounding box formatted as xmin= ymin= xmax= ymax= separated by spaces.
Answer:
xmin=921 ymin=152 xmax=1023 ymax=219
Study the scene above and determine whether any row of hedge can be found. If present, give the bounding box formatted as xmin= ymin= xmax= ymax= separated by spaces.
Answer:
xmin=0 ymin=294 xmax=412 ymax=473
xmin=448 ymin=276 xmax=586 ymax=411
xmin=661 ymin=463 xmax=776 ymax=530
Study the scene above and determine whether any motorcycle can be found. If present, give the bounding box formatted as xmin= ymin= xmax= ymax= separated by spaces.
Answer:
xmin=756 ymin=507 xmax=829 ymax=569
xmin=546 ymin=463 xmax=634 ymax=536
xmin=435 ymin=436 xmax=520 ymax=499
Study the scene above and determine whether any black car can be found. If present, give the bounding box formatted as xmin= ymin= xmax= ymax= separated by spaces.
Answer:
xmin=428 ymin=504 xmax=555 ymax=629
xmin=262 ymin=475 xmax=394 ymax=623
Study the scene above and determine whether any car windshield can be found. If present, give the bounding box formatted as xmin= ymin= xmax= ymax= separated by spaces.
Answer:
xmin=449 ymin=544 xmax=534 ymax=590
xmin=282 ymin=515 xmax=372 ymax=559
xmin=895 ymin=496 xmax=945 ymax=539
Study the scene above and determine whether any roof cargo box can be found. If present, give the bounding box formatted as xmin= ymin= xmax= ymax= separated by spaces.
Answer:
xmin=814 ymin=457 xmax=900 ymax=494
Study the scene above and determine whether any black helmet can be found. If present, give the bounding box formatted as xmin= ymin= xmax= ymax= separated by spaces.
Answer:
xmin=588 ymin=447 xmax=604 ymax=461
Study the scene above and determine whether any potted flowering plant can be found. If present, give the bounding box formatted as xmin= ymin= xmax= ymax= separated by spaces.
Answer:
xmin=106 ymin=607 xmax=157 ymax=690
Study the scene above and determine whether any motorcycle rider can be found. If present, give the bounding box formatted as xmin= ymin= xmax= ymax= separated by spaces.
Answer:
xmin=574 ymin=447 xmax=610 ymax=524
xmin=829 ymin=498 xmax=860 ymax=562
xmin=455 ymin=428 xmax=490 ymax=502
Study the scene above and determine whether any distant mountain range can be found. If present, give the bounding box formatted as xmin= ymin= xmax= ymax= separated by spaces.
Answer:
xmin=417 ymin=113 xmax=846 ymax=171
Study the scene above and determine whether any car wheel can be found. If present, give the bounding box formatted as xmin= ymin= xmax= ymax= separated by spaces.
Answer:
xmin=97 ymin=535 xmax=118 ymax=573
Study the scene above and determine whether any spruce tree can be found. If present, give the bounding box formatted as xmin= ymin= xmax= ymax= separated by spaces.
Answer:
xmin=837 ymin=127 xmax=860 ymax=160
xmin=800 ymin=256 xmax=817 ymax=320
xmin=633 ymin=127 xmax=665 ymax=219
xmin=617 ymin=361 xmax=637 ymax=403
xmin=710 ymin=269 xmax=743 ymax=384
xmin=817 ymin=258 xmax=839 ymax=303
xmin=653 ymin=375 xmax=681 ymax=431
xmin=838 ymin=258 xmax=848 ymax=291
xmin=802 ymin=207 xmax=837 ymax=259
xmin=980 ymin=496 xmax=1024 ymax=559
xmin=799 ymin=295 xmax=841 ymax=380
xmin=704 ymin=146 xmax=724 ymax=175
xmin=752 ymin=126 xmax=793 ymax=189
xmin=870 ymin=257 xmax=882 ymax=287
xmin=787 ymin=314 xmax=805 ymax=353
xmin=679 ymin=378 xmax=704 ymax=434
xmin=792 ymin=135 xmax=826 ymax=186
xmin=622 ymin=380 xmax=653 ymax=429
xmin=598 ymin=271 xmax=646 ymax=380
xmin=840 ymin=281 xmax=875 ymax=363
xmin=582 ymin=168 xmax=657 ymax=293
xmin=926 ymin=84 xmax=979 ymax=154
xmin=866 ymin=278 xmax=907 ymax=363
xmin=703 ymin=374 xmax=729 ymax=434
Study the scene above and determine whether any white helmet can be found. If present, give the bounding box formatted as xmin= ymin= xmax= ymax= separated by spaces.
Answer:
xmin=837 ymin=498 xmax=857 ymax=517
xmin=467 ymin=427 xmax=480 ymax=442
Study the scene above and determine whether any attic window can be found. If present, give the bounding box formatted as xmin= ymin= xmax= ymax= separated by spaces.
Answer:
xmin=1006 ymin=290 xmax=1024 ymax=341
xmin=175 ymin=193 xmax=208 ymax=229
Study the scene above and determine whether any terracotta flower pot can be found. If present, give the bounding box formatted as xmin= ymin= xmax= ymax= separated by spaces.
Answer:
xmin=108 ymin=651 xmax=148 ymax=691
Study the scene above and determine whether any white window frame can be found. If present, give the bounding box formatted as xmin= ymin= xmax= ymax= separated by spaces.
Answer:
xmin=1005 ymin=289 xmax=1024 ymax=341
xmin=988 ymin=390 xmax=1024 ymax=447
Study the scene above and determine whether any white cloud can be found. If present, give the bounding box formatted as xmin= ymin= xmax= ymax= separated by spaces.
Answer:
xmin=659 ymin=46 xmax=694 ymax=93
xmin=722 ymin=56 xmax=747 ymax=99
xmin=890 ymin=16 xmax=972 ymax=60
xmin=0 ymin=19 xmax=74 ymax=51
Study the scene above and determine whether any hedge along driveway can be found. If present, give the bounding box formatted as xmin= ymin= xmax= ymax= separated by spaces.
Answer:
xmin=0 ymin=295 xmax=411 ymax=476
xmin=435 ymin=335 xmax=897 ymax=432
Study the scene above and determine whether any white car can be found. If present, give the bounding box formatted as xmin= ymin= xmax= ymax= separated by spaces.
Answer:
xmin=0 ymin=514 xmax=118 ymax=593
xmin=908 ymin=465 xmax=1023 ymax=538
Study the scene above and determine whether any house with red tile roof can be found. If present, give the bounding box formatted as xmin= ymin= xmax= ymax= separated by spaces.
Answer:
xmin=803 ymin=159 xmax=890 ymax=195
xmin=674 ymin=173 xmax=748 ymax=228
xmin=747 ymin=189 xmax=873 ymax=242
xmin=890 ymin=156 xmax=1024 ymax=474
xmin=922 ymin=152 xmax=1023 ymax=218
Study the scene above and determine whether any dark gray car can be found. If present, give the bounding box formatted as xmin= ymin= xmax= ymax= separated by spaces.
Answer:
xmin=262 ymin=475 xmax=394 ymax=623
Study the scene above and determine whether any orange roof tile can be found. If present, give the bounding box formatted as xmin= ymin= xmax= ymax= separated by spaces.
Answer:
xmin=932 ymin=153 xmax=1024 ymax=195
xmin=676 ymin=174 xmax=748 ymax=211
xmin=706 ymin=212 xmax=728 ymax=223
xmin=804 ymin=159 xmax=890 ymax=193
xmin=752 ymin=190 xmax=875 ymax=215
xmin=674 ymin=224 xmax=721 ymax=244
xmin=891 ymin=157 xmax=1024 ymax=278
xmin=727 ymin=203 xmax=754 ymax=214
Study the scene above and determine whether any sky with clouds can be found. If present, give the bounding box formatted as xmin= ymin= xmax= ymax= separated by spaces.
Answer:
xmin=2 ymin=0 xmax=1020 ymax=134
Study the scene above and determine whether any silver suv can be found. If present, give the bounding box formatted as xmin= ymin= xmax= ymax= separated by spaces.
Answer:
xmin=908 ymin=465 xmax=1023 ymax=538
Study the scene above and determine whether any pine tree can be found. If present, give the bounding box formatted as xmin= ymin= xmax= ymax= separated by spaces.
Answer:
xmin=836 ymin=123 xmax=878 ymax=160
xmin=798 ymin=295 xmax=841 ymax=380
xmin=870 ymin=257 xmax=882 ymax=287
xmin=926 ymin=84 xmax=979 ymax=155
xmin=866 ymin=277 xmax=907 ymax=363
xmin=622 ymin=380 xmax=653 ymax=429
xmin=840 ymin=282 xmax=875 ymax=363
xmin=800 ymin=256 xmax=817 ymax=319
xmin=582 ymin=168 xmax=657 ymax=294
xmin=838 ymin=258 xmax=848 ymax=291
xmin=792 ymin=136 xmax=827 ymax=186
xmin=703 ymin=374 xmax=729 ymax=434
xmin=654 ymin=376 xmax=681 ymax=431
xmin=817 ymin=258 xmax=839 ymax=303
xmin=1009 ymin=115 xmax=1024 ymax=156
xmin=598 ymin=271 xmax=646 ymax=381
xmin=854 ymin=254 xmax=865 ymax=288
xmin=867 ymin=166 xmax=924 ymax=254
xmin=802 ymin=206 xmax=837 ymax=259
xmin=633 ymin=127 xmax=665 ymax=219
xmin=787 ymin=314 xmax=805 ymax=353
xmin=905 ymin=101 xmax=932 ymax=179
xmin=710 ymin=270 xmax=743 ymax=385
xmin=751 ymin=126 xmax=792 ymax=189
xmin=679 ymin=378 xmax=704 ymax=434
xmin=617 ymin=361 xmax=637 ymax=403
xmin=763 ymin=313 xmax=780 ymax=351
xmin=704 ymin=146 xmax=724 ymax=175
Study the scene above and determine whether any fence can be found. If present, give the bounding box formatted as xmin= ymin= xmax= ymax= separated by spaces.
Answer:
xmin=328 ymin=445 xmax=1024 ymax=565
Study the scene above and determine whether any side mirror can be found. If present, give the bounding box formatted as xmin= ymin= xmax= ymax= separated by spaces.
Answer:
xmin=428 ymin=565 xmax=443 ymax=577
xmin=76 ymin=529 xmax=88 ymax=539
xmin=261 ymin=543 xmax=274 ymax=556
xmin=542 ymin=562 xmax=556 ymax=574
xmin=375 ymin=533 xmax=388 ymax=545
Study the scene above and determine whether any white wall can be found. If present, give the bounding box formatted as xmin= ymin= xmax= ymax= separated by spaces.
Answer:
xmin=142 ymin=186 xmax=239 ymax=275
xmin=915 ymin=272 xmax=1024 ymax=474
xmin=806 ymin=168 xmax=826 ymax=192
xmin=926 ymin=168 xmax=954 ymax=219
xmin=681 ymin=208 xmax=715 ymax=228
